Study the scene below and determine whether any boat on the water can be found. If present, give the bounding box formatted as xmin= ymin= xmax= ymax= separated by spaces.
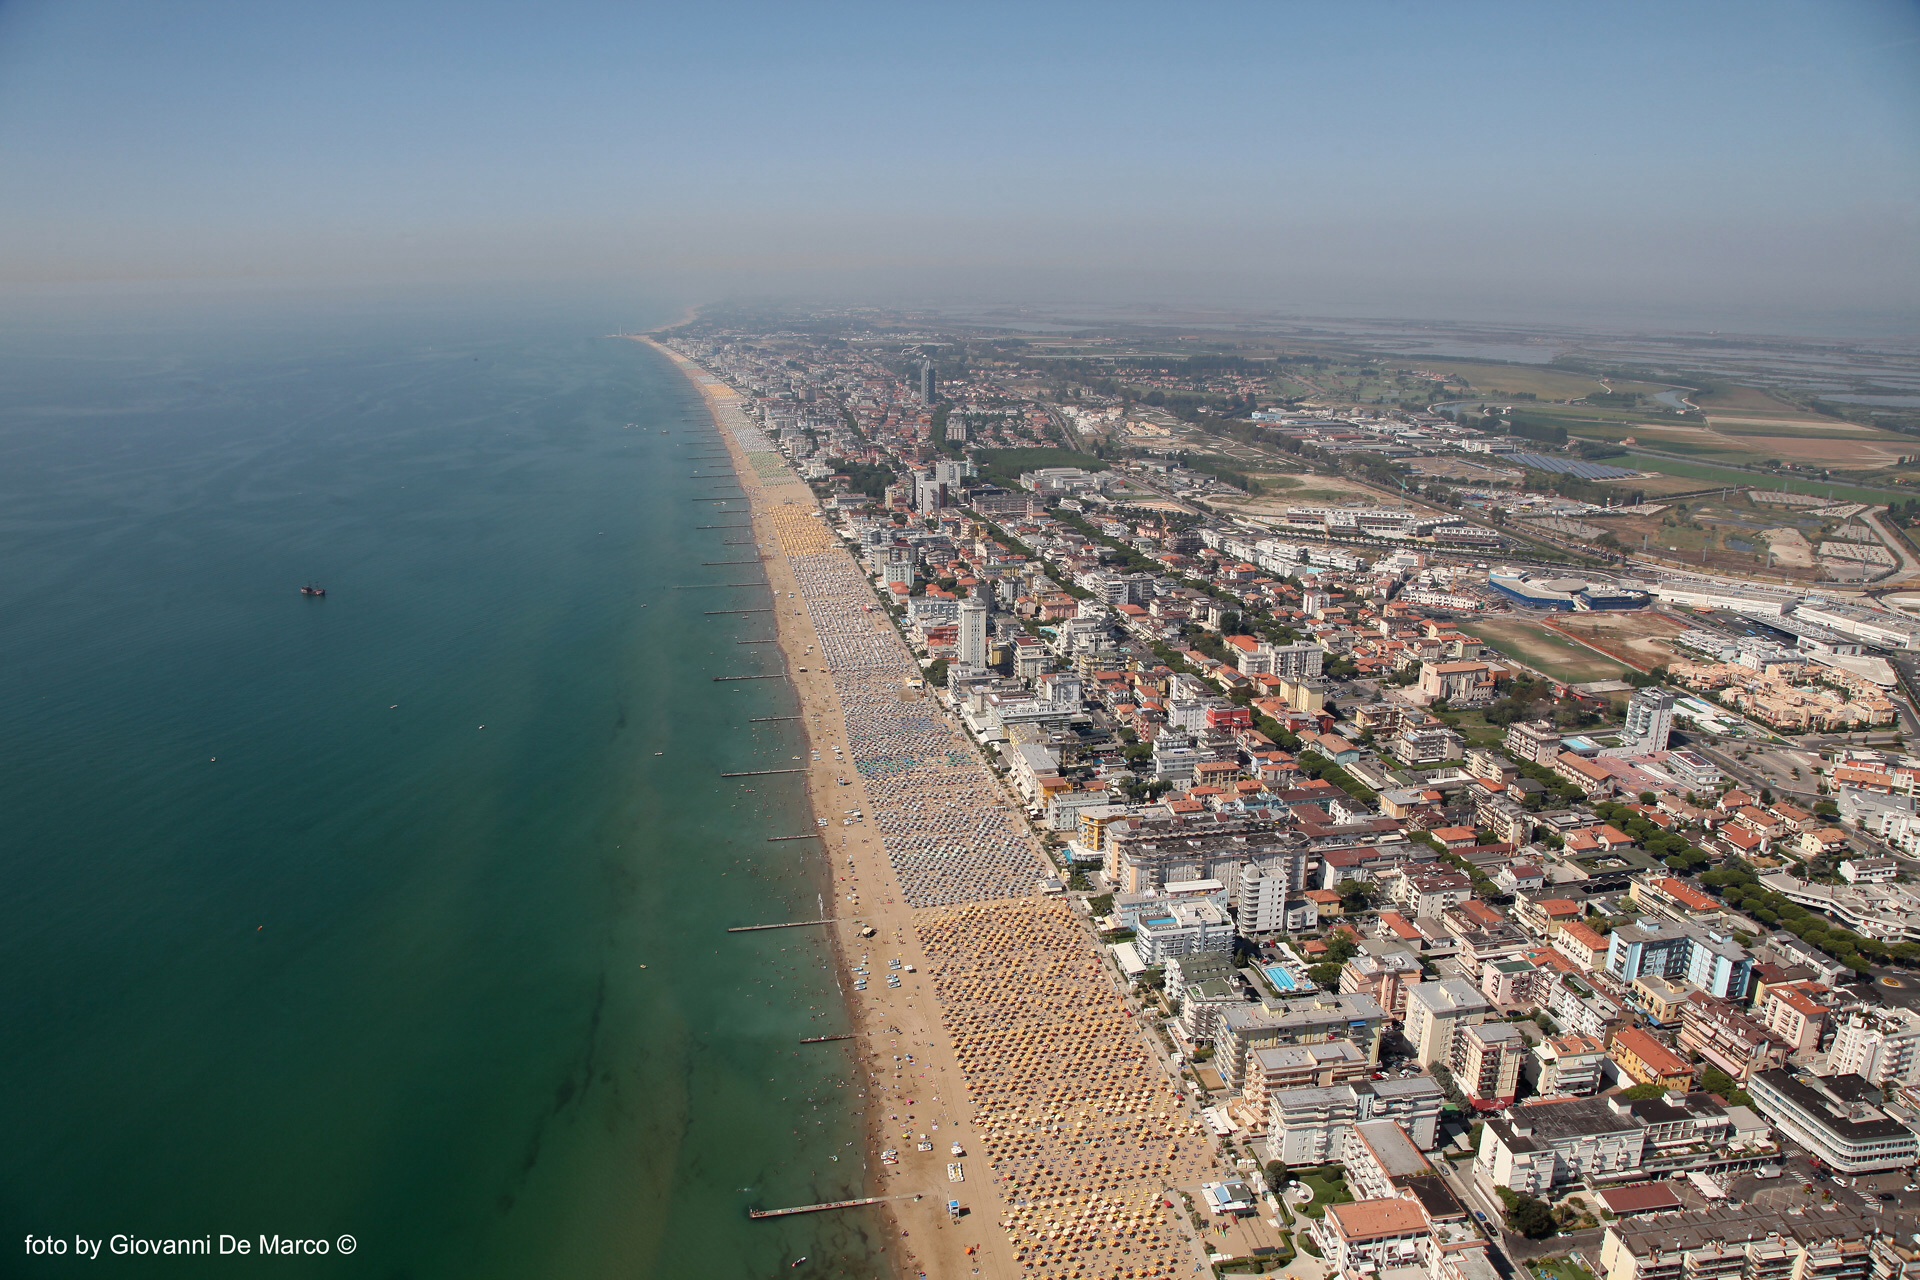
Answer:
xmin=300 ymin=583 xmax=327 ymax=597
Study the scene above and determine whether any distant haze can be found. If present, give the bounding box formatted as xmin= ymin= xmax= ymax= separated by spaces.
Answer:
xmin=0 ymin=0 xmax=1915 ymax=335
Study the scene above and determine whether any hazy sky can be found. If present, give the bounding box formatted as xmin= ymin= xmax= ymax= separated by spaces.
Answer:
xmin=1 ymin=1 xmax=1916 ymax=330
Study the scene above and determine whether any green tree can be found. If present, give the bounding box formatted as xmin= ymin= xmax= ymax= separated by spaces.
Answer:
xmin=1337 ymin=879 xmax=1378 ymax=913
xmin=1494 ymin=1187 xmax=1558 ymax=1239
xmin=1323 ymin=931 xmax=1360 ymax=964
xmin=1264 ymin=1160 xmax=1290 ymax=1195
xmin=1700 ymin=1066 xmax=1737 ymax=1097
xmin=1617 ymin=1082 xmax=1668 ymax=1101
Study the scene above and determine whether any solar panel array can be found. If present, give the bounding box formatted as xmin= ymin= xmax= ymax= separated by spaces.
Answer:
xmin=1508 ymin=452 xmax=1643 ymax=480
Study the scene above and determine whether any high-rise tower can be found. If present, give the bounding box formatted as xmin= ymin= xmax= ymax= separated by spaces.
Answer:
xmin=957 ymin=595 xmax=989 ymax=668
xmin=1623 ymin=688 xmax=1675 ymax=753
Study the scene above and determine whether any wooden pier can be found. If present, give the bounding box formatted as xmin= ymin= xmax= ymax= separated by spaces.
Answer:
xmin=748 ymin=1195 xmax=899 ymax=1220
xmin=704 ymin=608 xmax=772 ymax=615
xmin=702 ymin=559 xmax=760 ymax=565
xmin=749 ymin=715 xmax=804 ymax=721
xmin=767 ymin=833 xmax=822 ymax=841
xmin=719 ymin=767 xmax=807 ymax=777
xmin=714 ymin=674 xmax=781 ymax=682
xmin=726 ymin=917 xmax=834 ymax=933
xmin=799 ymin=1033 xmax=855 ymax=1044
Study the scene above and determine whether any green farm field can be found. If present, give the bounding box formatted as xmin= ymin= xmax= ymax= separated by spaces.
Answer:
xmin=1618 ymin=454 xmax=1911 ymax=503
xmin=1417 ymin=360 xmax=1668 ymax=402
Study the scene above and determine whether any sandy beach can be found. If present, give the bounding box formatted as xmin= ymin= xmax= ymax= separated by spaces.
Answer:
xmin=648 ymin=338 xmax=1220 ymax=1280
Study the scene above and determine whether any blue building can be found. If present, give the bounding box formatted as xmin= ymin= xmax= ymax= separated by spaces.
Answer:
xmin=1488 ymin=574 xmax=1577 ymax=610
xmin=1605 ymin=917 xmax=1753 ymax=1001
xmin=1575 ymin=585 xmax=1649 ymax=611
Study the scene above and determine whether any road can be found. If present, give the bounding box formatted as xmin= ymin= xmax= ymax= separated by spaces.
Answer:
xmin=1857 ymin=506 xmax=1920 ymax=586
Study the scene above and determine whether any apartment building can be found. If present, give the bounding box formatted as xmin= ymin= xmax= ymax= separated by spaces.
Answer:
xmin=1610 ymin=1025 xmax=1695 ymax=1092
xmin=1454 ymin=1020 xmax=1526 ymax=1110
xmin=1598 ymin=1203 xmax=1886 ymax=1280
xmin=1241 ymin=1041 xmax=1371 ymax=1129
xmin=1555 ymin=921 xmax=1611 ymax=972
xmin=1237 ymin=854 xmax=1316 ymax=934
xmin=1532 ymin=1034 xmax=1608 ymax=1097
xmin=1606 ymin=918 xmax=1754 ymax=1002
xmin=1406 ymin=978 xmax=1492 ymax=1068
xmin=1631 ymin=974 xmax=1697 ymax=1026
xmin=1477 ymin=1092 xmax=1748 ymax=1197
xmin=1342 ymin=1119 xmax=1436 ymax=1203
xmin=1106 ymin=815 xmax=1306 ymax=894
xmin=1320 ymin=1198 xmax=1432 ymax=1279
xmin=1757 ymin=982 xmax=1830 ymax=1054
xmin=1340 ymin=948 xmax=1426 ymax=1020
xmin=1514 ymin=894 xmax=1585 ymax=940
xmin=1746 ymin=1070 xmax=1919 ymax=1174
xmin=1133 ymin=900 xmax=1235 ymax=965
xmin=1384 ymin=865 xmax=1474 ymax=917
xmin=1548 ymin=969 xmax=1627 ymax=1040
xmin=1677 ymin=993 xmax=1791 ymax=1083
xmin=1476 ymin=1095 xmax=1647 ymax=1196
xmin=1269 ymin=1077 xmax=1448 ymax=1164
xmin=1505 ymin=719 xmax=1563 ymax=765
xmin=1826 ymin=1007 xmax=1920 ymax=1088
xmin=1215 ymin=992 xmax=1388 ymax=1089
xmin=1629 ymin=875 xmax=1721 ymax=922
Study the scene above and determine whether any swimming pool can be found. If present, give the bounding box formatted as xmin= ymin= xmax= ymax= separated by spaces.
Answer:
xmin=1263 ymin=964 xmax=1304 ymax=994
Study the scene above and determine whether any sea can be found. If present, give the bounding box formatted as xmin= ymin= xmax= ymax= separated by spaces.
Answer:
xmin=0 ymin=288 xmax=886 ymax=1278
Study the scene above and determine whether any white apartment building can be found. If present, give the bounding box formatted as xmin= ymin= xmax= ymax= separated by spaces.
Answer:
xmin=1747 ymin=1069 xmax=1919 ymax=1174
xmin=1267 ymin=1077 xmax=1447 ymax=1163
xmin=1826 ymin=1007 xmax=1920 ymax=1088
xmin=1319 ymin=1198 xmax=1431 ymax=1279
xmin=1383 ymin=865 xmax=1474 ymax=918
xmin=1405 ymin=978 xmax=1491 ymax=1067
xmin=1532 ymin=1034 xmax=1608 ymax=1098
xmin=1133 ymin=900 xmax=1235 ymax=966
xmin=1476 ymin=1096 xmax=1647 ymax=1196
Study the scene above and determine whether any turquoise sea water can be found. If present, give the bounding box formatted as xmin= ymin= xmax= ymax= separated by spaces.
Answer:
xmin=0 ymin=294 xmax=884 ymax=1278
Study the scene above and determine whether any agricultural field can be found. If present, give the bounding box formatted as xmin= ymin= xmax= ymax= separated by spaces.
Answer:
xmin=1614 ymin=455 xmax=1909 ymax=504
xmin=1472 ymin=616 xmax=1634 ymax=684
xmin=1269 ymin=361 xmax=1450 ymax=406
xmin=1414 ymin=360 xmax=1670 ymax=403
xmin=1554 ymin=407 xmax=1916 ymax=470
xmin=1693 ymin=383 xmax=1844 ymax=424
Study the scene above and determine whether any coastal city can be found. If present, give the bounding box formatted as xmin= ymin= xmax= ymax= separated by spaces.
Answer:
xmin=656 ymin=312 xmax=1920 ymax=1280
xmin=8 ymin=7 xmax=1918 ymax=1280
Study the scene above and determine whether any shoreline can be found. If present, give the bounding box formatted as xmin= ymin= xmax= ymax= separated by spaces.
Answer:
xmin=644 ymin=336 xmax=1223 ymax=1280
xmin=644 ymin=338 xmax=1020 ymax=1280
